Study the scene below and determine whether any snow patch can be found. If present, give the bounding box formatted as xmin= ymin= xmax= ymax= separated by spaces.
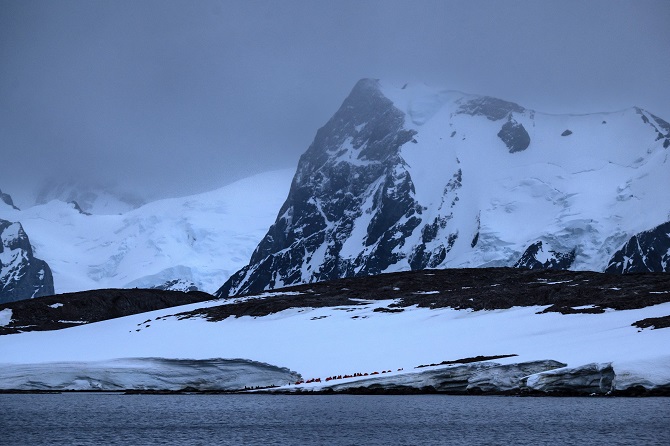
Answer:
xmin=0 ymin=309 xmax=12 ymax=326
xmin=1 ymin=223 xmax=21 ymax=246
xmin=1 ymin=295 xmax=668 ymax=388
xmin=255 ymin=291 xmax=306 ymax=298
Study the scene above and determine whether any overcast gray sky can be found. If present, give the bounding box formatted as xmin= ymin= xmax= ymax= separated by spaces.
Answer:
xmin=1 ymin=0 xmax=669 ymax=204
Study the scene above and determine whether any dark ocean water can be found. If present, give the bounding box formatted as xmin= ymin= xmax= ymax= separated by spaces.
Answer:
xmin=1 ymin=394 xmax=668 ymax=445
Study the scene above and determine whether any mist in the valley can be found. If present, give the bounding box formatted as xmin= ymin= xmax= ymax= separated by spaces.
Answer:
xmin=1 ymin=0 xmax=668 ymax=208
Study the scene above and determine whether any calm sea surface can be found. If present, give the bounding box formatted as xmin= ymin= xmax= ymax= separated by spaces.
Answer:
xmin=1 ymin=394 xmax=668 ymax=445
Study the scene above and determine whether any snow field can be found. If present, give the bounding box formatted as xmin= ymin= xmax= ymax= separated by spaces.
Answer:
xmin=0 ymin=308 xmax=11 ymax=327
xmin=1 ymin=296 xmax=668 ymax=385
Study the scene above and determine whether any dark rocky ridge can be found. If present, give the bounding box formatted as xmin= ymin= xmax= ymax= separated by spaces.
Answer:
xmin=606 ymin=221 xmax=670 ymax=273
xmin=0 ymin=189 xmax=19 ymax=210
xmin=632 ymin=315 xmax=670 ymax=330
xmin=0 ymin=288 xmax=213 ymax=335
xmin=0 ymin=220 xmax=54 ymax=303
xmin=636 ymin=107 xmax=670 ymax=149
xmin=183 ymin=268 xmax=670 ymax=322
xmin=217 ymin=79 xmax=420 ymax=297
xmin=68 ymin=200 xmax=91 ymax=216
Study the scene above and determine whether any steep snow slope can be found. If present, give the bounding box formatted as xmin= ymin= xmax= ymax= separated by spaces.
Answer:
xmin=0 ymin=170 xmax=293 ymax=294
xmin=386 ymin=81 xmax=670 ymax=271
xmin=219 ymin=79 xmax=670 ymax=296
xmin=0 ymin=293 xmax=668 ymax=392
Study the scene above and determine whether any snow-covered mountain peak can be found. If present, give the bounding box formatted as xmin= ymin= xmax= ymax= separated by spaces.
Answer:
xmin=381 ymin=80 xmax=669 ymax=153
xmin=218 ymin=78 xmax=670 ymax=297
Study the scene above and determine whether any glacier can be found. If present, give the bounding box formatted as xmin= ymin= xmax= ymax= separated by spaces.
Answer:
xmin=0 ymin=357 xmax=299 ymax=391
xmin=0 ymin=169 xmax=294 ymax=296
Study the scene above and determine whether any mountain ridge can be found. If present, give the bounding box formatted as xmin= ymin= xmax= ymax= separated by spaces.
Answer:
xmin=216 ymin=79 xmax=670 ymax=297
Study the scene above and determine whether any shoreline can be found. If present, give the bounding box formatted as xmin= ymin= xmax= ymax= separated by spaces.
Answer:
xmin=2 ymin=387 xmax=669 ymax=397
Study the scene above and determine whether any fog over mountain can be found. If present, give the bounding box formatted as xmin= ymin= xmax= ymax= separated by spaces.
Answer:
xmin=1 ymin=0 xmax=668 ymax=207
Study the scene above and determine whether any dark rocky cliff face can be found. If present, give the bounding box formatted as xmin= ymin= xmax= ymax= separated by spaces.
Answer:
xmin=217 ymin=79 xmax=419 ymax=297
xmin=216 ymin=81 xmax=535 ymax=298
xmin=514 ymin=241 xmax=576 ymax=270
xmin=0 ymin=219 xmax=55 ymax=303
xmin=636 ymin=107 xmax=670 ymax=149
xmin=606 ymin=221 xmax=670 ymax=273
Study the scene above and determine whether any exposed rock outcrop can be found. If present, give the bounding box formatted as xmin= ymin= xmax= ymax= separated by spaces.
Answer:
xmin=68 ymin=200 xmax=91 ymax=216
xmin=151 ymin=279 xmax=199 ymax=292
xmin=497 ymin=118 xmax=531 ymax=153
xmin=456 ymin=96 xmax=525 ymax=121
xmin=0 ymin=189 xmax=19 ymax=210
xmin=0 ymin=220 xmax=54 ymax=303
xmin=606 ymin=221 xmax=670 ymax=273
xmin=514 ymin=241 xmax=576 ymax=270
